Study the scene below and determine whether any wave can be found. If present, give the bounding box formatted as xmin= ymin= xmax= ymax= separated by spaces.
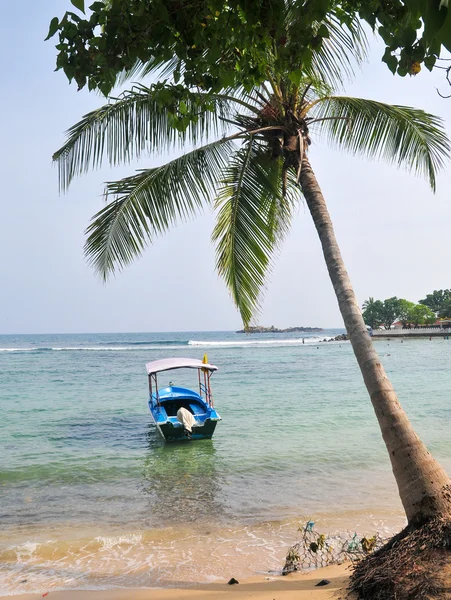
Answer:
xmin=0 ymin=520 xmax=304 ymax=594
xmin=0 ymin=337 xmax=341 ymax=353
xmin=188 ymin=336 xmax=334 ymax=347
xmin=0 ymin=345 xmax=190 ymax=353
xmin=104 ymin=340 xmax=189 ymax=346
xmin=0 ymin=513 xmax=402 ymax=595
xmin=0 ymin=347 xmax=53 ymax=352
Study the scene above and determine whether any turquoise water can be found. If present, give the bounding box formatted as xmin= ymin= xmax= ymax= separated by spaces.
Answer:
xmin=1 ymin=331 xmax=451 ymax=593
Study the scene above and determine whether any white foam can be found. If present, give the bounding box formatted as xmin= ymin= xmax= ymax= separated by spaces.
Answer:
xmin=188 ymin=337 xmax=333 ymax=347
xmin=14 ymin=541 xmax=40 ymax=557
xmin=95 ymin=534 xmax=143 ymax=549
xmin=50 ymin=346 xmax=166 ymax=351
xmin=0 ymin=348 xmax=36 ymax=352
xmin=0 ymin=339 xmax=339 ymax=352
xmin=0 ymin=345 xmax=189 ymax=352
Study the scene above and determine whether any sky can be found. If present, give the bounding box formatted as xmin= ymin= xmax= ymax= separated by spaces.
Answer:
xmin=0 ymin=2 xmax=450 ymax=334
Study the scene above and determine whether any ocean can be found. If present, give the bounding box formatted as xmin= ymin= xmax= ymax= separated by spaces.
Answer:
xmin=1 ymin=330 xmax=451 ymax=594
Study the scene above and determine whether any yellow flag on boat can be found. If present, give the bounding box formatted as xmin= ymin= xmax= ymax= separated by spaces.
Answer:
xmin=201 ymin=354 xmax=208 ymax=372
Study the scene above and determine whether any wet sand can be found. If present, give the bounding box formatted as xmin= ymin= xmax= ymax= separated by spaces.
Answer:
xmin=0 ymin=563 xmax=352 ymax=600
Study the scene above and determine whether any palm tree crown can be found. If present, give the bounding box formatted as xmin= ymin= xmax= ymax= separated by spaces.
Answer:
xmin=53 ymin=70 xmax=449 ymax=325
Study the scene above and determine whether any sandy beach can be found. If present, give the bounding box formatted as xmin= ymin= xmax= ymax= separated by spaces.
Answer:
xmin=0 ymin=563 xmax=352 ymax=600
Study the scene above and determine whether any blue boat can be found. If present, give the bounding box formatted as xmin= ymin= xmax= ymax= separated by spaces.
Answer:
xmin=146 ymin=357 xmax=222 ymax=441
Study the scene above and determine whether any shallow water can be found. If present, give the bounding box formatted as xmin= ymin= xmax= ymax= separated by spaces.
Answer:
xmin=1 ymin=331 xmax=450 ymax=594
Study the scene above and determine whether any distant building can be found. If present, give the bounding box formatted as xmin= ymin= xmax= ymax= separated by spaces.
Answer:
xmin=392 ymin=319 xmax=451 ymax=330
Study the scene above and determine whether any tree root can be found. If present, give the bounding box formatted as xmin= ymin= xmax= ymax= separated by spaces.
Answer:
xmin=349 ymin=517 xmax=451 ymax=599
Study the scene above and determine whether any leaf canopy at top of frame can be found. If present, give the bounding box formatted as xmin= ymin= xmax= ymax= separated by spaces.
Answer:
xmin=48 ymin=0 xmax=451 ymax=95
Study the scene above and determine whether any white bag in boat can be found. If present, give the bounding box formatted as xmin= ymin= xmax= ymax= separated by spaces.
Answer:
xmin=176 ymin=407 xmax=195 ymax=433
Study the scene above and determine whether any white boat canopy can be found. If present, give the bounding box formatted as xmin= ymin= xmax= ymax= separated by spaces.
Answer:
xmin=145 ymin=357 xmax=218 ymax=376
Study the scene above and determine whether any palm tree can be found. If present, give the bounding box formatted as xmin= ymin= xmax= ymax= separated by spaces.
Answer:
xmin=53 ymin=20 xmax=451 ymax=596
xmin=362 ymin=297 xmax=375 ymax=311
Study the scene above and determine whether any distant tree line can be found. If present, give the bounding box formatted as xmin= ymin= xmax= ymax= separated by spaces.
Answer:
xmin=362 ymin=289 xmax=451 ymax=330
xmin=418 ymin=289 xmax=451 ymax=316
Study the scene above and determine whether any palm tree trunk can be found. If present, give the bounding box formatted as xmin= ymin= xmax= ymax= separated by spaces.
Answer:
xmin=298 ymin=155 xmax=451 ymax=526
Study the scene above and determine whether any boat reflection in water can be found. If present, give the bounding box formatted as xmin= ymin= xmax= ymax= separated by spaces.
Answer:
xmin=142 ymin=427 xmax=226 ymax=526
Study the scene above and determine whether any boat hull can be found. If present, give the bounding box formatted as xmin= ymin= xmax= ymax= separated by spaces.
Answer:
xmin=155 ymin=418 xmax=219 ymax=442
xmin=147 ymin=385 xmax=221 ymax=442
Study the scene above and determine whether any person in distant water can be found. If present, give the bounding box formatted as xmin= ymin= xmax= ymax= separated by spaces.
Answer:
xmin=177 ymin=407 xmax=195 ymax=439
xmin=302 ymin=338 xmax=305 ymax=344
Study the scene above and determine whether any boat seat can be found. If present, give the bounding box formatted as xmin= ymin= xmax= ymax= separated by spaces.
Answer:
xmin=163 ymin=401 xmax=195 ymax=416
xmin=189 ymin=403 xmax=206 ymax=415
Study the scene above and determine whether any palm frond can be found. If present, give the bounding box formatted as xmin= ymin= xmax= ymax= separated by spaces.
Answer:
xmin=310 ymin=14 xmax=367 ymax=87
xmin=53 ymin=84 xmax=234 ymax=192
xmin=212 ymin=143 xmax=298 ymax=326
xmin=84 ymin=140 xmax=235 ymax=279
xmin=114 ymin=54 xmax=181 ymax=88
xmin=283 ymin=7 xmax=368 ymax=89
xmin=311 ymin=97 xmax=450 ymax=191
xmin=297 ymin=78 xmax=333 ymax=113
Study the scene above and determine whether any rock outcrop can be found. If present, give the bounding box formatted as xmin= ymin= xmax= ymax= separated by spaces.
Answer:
xmin=235 ymin=325 xmax=323 ymax=334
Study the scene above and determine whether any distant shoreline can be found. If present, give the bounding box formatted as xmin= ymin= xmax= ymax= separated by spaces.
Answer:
xmin=235 ymin=326 xmax=324 ymax=334
xmin=372 ymin=329 xmax=451 ymax=339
